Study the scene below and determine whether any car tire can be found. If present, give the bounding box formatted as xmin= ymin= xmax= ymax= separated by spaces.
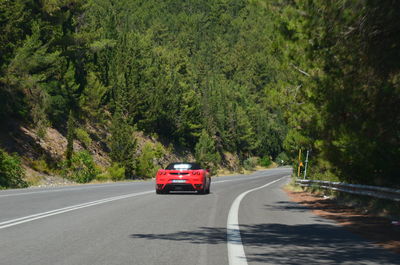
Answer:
xmin=156 ymin=189 xmax=164 ymax=195
xmin=200 ymin=184 xmax=210 ymax=195
xmin=198 ymin=186 xmax=206 ymax=194
xmin=205 ymin=178 xmax=211 ymax=194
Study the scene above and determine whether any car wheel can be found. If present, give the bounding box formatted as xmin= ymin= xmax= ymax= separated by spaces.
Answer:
xmin=205 ymin=178 xmax=211 ymax=194
xmin=156 ymin=189 xmax=164 ymax=194
xmin=205 ymin=184 xmax=210 ymax=194
xmin=198 ymin=186 xmax=206 ymax=194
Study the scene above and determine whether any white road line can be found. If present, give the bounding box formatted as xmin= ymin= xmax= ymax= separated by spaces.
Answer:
xmin=227 ymin=176 xmax=288 ymax=265
xmin=0 ymin=190 xmax=153 ymax=230
xmin=213 ymin=174 xmax=284 ymax=184
xmin=214 ymin=177 xmax=263 ymax=184
xmin=213 ymin=179 xmax=242 ymax=184
xmin=0 ymin=183 xmax=145 ymax=198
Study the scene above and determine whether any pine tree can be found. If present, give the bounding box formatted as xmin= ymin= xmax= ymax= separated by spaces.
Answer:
xmin=109 ymin=107 xmax=137 ymax=178
xmin=65 ymin=111 xmax=75 ymax=165
xmin=195 ymin=130 xmax=221 ymax=174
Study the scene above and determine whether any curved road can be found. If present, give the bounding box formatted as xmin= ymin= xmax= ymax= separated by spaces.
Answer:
xmin=0 ymin=168 xmax=398 ymax=265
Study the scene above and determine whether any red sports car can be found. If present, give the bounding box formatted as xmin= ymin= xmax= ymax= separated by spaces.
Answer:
xmin=155 ymin=162 xmax=211 ymax=194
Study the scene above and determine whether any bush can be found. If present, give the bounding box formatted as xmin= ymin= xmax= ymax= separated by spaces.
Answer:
xmin=31 ymin=158 xmax=51 ymax=174
xmin=95 ymin=173 xmax=110 ymax=182
xmin=260 ymin=156 xmax=272 ymax=167
xmin=62 ymin=151 xmax=99 ymax=183
xmin=275 ymin=152 xmax=289 ymax=166
xmin=136 ymin=142 xmax=165 ymax=178
xmin=75 ymin=128 xmax=92 ymax=148
xmin=95 ymin=163 xmax=125 ymax=182
xmin=0 ymin=149 xmax=27 ymax=188
xmin=243 ymin=157 xmax=259 ymax=171
xmin=108 ymin=163 xmax=125 ymax=181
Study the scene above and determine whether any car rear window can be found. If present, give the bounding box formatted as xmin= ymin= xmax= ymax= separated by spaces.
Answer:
xmin=166 ymin=163 xmax=202 ymax=170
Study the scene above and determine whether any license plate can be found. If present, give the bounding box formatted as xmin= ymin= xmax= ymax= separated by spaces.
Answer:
xmin=172 ymin=179 xmax=186 ymax=183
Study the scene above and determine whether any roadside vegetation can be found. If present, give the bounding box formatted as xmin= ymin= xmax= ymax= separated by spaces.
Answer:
xmin=0 ymin=149 xmax=27 ymax=189
xmin=0 ymin=1 xmax=398 ymax=189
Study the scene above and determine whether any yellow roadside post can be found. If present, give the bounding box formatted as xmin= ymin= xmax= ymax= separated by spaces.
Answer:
xmin=297 ymin=149 xmax=302 ymax=177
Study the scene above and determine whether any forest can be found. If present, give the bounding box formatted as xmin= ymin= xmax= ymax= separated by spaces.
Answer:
xmin=0 ymin=0 xmax=399 ymax=188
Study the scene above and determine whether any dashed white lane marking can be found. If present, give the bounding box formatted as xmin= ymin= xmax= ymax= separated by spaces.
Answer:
xmin=227 ymin=176 xmax=288 ymax=265
xmin=0 ymin=190 xmax=153 ymax=230
xmin=213 ymin=172 xmax=288 ymax=184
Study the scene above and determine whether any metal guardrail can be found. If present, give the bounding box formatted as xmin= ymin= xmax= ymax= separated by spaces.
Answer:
xmin=296 ymin=179 xmax=400 ymax=202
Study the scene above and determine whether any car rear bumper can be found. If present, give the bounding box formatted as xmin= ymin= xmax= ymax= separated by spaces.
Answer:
xmin=156 ymin=183 xmax=204 ymax=192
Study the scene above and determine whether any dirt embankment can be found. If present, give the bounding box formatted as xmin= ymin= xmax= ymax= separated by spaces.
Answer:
xmin=0 ymin=121 xmax=112 ymax=186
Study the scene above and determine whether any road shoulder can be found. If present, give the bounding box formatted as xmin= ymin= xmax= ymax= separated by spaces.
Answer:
xmin=285 ymin=188 xmax=400 ymax=254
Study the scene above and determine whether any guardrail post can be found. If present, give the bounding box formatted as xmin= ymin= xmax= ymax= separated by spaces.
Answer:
xmin=303 ymin=150 xmax=309 ymax=179
xmin=295 ymin=179 xmax=400 ymax=202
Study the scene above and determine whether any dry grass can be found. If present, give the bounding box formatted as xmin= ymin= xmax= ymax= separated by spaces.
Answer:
xmin=24 ymin=173 xmax=43 ymax=186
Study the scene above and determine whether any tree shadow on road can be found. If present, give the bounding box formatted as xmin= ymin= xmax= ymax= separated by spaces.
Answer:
xmin=130 ymin=222 xmax=399 ymax=264
xmin=274 ymin=194 xmax=400 ymax=254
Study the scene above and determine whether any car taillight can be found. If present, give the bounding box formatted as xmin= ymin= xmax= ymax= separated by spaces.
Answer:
xmin=157 ymin=170 xmax=167 ymax=176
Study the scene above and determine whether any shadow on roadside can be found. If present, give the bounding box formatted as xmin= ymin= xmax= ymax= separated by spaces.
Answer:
xmin=130 ymin=222 xmax=399 ymax=264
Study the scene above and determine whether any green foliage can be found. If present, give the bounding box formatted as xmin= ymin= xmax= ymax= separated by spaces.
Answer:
xmin=0 ymin=0 xmax=87 ymax=127
xmin=79 ymin=72 xmax=108 ymax=122
xmin=65 ymin=111 xmax=75 ymax=163
xmin=94 ymin=162 xmax=126 ymax=182
xmin=195 ymin=130 xmax=221 ymax=174
xmin=275 ymin=152 xmax=289 ymax=166
xmin=3 ymin=0 xmax=399 ymax=188
xmin=243 ymin=157 xmax=259 ymax=171
xmin=260 ymin=156 xmax=272 ymax=167
xmin=62 ymin=151 xmax=99 ymax=183
xmin=281 ymin=0 xmax=400 ymax=187
xmin=95 ymin=172 xmax=110 ymax=182
xmin=1 ymin=20 xmax=56 ymax=131
xmin=136 ymin=142 xmax=165 ymax=179
xmin=109 ymin=108 xmax=137 ymax=178
xmin=0 ymin=149 xmax=27 ymax=188
xmin=80 ymin=0 xmax=290 ymax=158
xmin=0 ymin=0 xmax=289 ymax=169
xmin=30 ymin=159 xmax=51 ymax=175
xmin=75 ymin=128 xmax=92 ymax=148
xmin=107 ymin=163 xmax=126 ymax=181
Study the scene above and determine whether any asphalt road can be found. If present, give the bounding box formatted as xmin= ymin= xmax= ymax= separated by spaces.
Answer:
xmin=0 ymin=168 xmax=399 ymax=265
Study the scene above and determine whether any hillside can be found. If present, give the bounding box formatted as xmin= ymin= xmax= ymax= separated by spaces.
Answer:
xmin=1 ymin=0 xmax=399 ymax=189
xmin=0 ymin=118 xmax=248 ymax=186
xmin=0 ymin=119 xmax=203 ymax=186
